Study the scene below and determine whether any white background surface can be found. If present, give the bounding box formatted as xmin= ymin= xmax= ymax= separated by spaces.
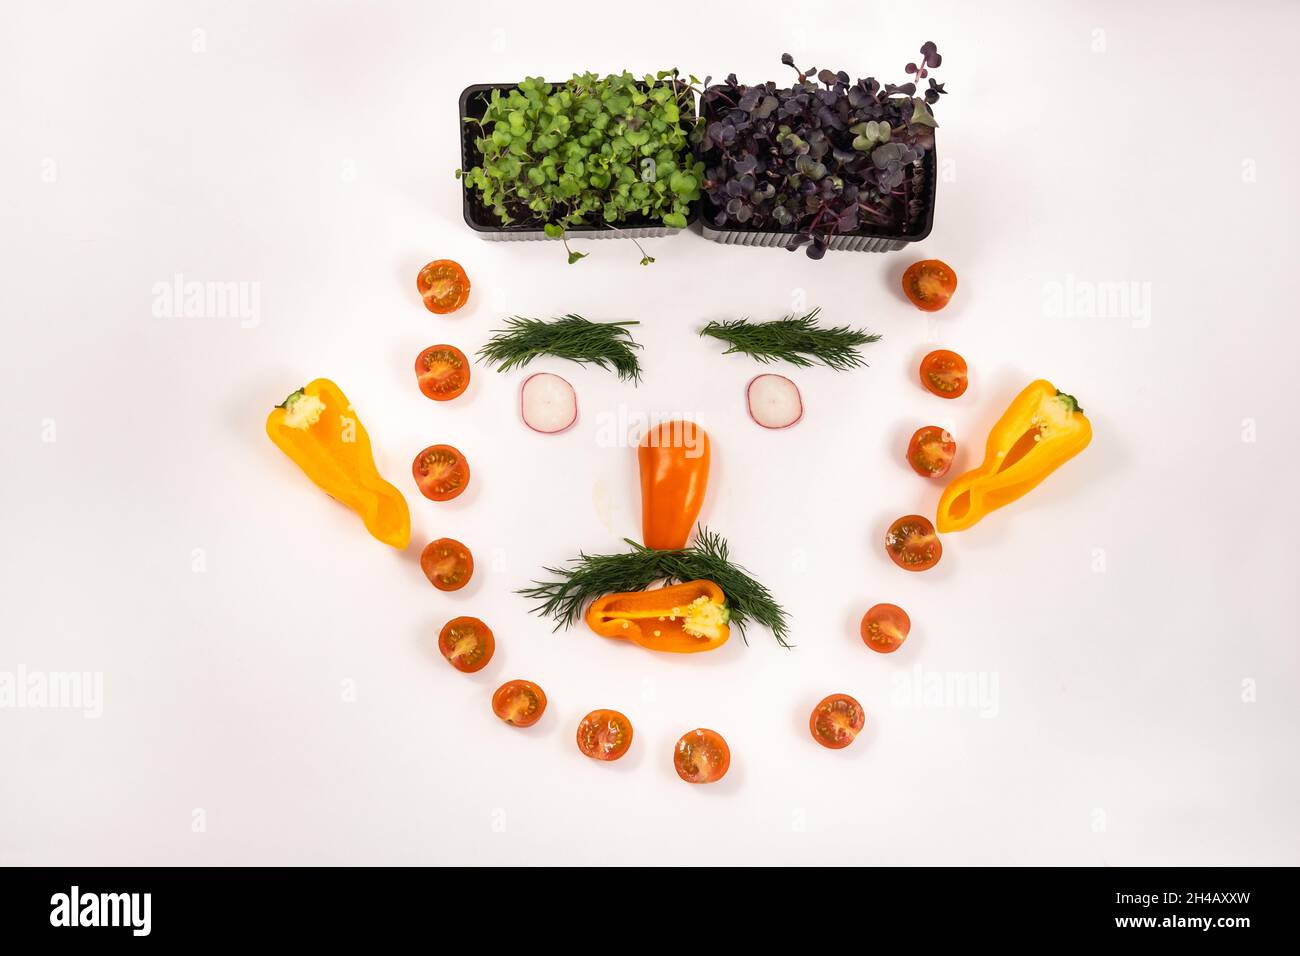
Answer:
xmin=3 ymin=0 xmax=1298 ymax=866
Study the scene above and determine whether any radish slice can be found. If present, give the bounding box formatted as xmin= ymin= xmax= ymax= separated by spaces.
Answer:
xmin=746 ymin=374 xmax=802 ymax=429
xmin=520 ymin=373 xmax=577 ymax=434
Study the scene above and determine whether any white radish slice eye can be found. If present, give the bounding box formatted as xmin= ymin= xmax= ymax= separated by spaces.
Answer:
xmin=746 ymin=374 xmax=803 ymax=429
xmin=520 ymin=373 xmax=578 ymax=434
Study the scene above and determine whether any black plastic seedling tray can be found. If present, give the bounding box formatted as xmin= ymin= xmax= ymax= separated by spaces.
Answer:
xmin=458 ymin=82 xmax=700 ymax=242
xmin=694 ymin=89 xmax=936 ymax=253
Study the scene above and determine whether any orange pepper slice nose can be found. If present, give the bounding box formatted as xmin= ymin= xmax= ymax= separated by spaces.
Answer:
xmin=586 ymin=580 xmax=730 ymax=654
xmin=639 ymin=421 xmax=710 ymax=550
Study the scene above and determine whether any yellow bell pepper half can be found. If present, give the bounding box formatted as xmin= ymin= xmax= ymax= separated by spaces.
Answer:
xmin=936 ymin=380 xmax=1092 ymax=533
xmin=266 ymin=378 xmax=410 ymax=549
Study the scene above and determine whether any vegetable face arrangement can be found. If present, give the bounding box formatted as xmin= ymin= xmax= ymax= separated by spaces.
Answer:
xmin=262 ymin=42 xmax=1101 ymax=793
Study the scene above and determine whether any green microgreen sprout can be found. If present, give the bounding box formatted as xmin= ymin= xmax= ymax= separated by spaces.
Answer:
xmin=457 ymin=71 xmax=704 ymax=265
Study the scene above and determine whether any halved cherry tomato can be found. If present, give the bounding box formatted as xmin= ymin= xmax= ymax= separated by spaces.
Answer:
xmin=861 ymin=603 xmax=911 ymax=653
xmin=413 ymin=444 xmax=470 ymax=501
xmin=417 ymin=259 xmax=470 ymax=314
xmin=885 ymin=514 xmax=942 ymax=572
xmin=902 ymin=259 xmax=957 ymax=312
xmin=920 ymin=349 xmax=968 ymax=399
xmin=809 ymin=694 xmax=865 ymax=750
xmin=674 ymin=728 xmax=731 ymax=784
xmin=415 ymin=345 xmax=470 ymax=401
xmin=492 ymin=680 xmax=547 ymax=727
xmin=438 ymin=616 xmax=494 ymax=673
xmin=576 ymin=709 xmax=633 ymax=761
xmin=907 ymin=425 xmax=957 ymax=478
xmin=420 ymin=538 xmax=473 ymax=591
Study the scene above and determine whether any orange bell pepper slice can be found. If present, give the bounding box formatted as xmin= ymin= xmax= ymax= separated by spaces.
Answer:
xmin=638 ymin=421 xmax=710 ymax=550
xmin=586 ymin=580 xmax=730 ymax=654
xmin=266 ymin=378 xmax=410 ymax=549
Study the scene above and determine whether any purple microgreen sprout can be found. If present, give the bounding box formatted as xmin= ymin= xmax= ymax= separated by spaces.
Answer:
xmin=694 ymin=43 xmax=948 ymax=259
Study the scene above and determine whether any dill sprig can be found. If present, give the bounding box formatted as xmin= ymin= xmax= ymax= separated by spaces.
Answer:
xmin=519 ymin=526 xmax=792 ymax=648
xmin=477 ymin=314 xmax=643 ymax=383
xmin=699 ymin=308 xmax=881 ymax=370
